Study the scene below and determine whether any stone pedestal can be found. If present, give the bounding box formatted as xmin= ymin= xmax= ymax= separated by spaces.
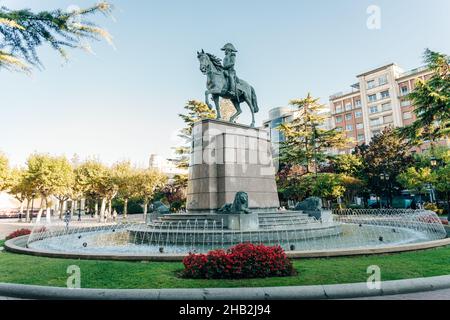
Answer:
xmin=187 ymin=119 xmax=280 ymax=213
xmin=227 ymin=214 xmax=259 ymax=231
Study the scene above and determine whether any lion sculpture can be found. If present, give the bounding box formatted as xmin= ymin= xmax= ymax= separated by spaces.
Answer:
xmin=151 ymin=201 xmax=170 ymax=214
xmin=218 ymin=191 xmax=252 ymax=214
xmin=294 ymin=197 xmax=322 ymax=211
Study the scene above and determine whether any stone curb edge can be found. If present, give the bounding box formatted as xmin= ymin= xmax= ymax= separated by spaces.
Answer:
xmin=5 ymin=233 xmax=450 ymax=261
xmin=1 ymin=275 xmax=450 ymax=300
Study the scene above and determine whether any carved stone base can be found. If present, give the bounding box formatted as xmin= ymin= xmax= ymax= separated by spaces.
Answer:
xmin=227 ymin=214 xmax=259 ymax=231
xmin=186 ymin=119 xmax=280 ymax=213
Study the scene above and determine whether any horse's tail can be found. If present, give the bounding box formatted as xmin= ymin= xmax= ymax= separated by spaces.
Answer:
xmin=251 ymin=87 xmax=259 ymax=113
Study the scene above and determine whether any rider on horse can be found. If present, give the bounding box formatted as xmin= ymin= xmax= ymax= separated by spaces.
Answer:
xmin=221 ymin=43 xmax=238 ymax=98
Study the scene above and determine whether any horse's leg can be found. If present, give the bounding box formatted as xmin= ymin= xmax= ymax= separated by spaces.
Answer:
xmin=205 ymin=90 xmax=213 ymax=110
xmin=243 ymin=93 xmax=255 ymax=127
xmin=212 ymin=94 xmax=221 ymax=120
xmin=229 ymin=99 xmax=241 ymax=123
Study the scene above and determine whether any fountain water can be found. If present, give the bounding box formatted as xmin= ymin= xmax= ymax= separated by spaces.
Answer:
xmin=24 ymin=209 xmax=447 ymax=257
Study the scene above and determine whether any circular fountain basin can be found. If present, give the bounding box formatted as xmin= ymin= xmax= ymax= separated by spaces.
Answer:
xmin=5 ymin=210 xmax=449 ymax=261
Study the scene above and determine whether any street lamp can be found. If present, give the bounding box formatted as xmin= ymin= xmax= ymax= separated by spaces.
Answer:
xmin=380 ymin=173 xmax=390 ymax=208
xmin=429 ymin=156 xmax=440 ymax=204
xmin=430 ymin=156 xmax=438 ymax=168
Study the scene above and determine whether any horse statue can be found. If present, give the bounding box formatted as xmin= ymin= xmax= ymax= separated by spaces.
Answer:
xmin=197 ymin=49 xmax=259 ymax=127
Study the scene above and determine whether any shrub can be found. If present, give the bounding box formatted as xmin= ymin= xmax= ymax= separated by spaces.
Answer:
xmin=182 ymin=243 xmax=296 ymax=279
xmin=5 ymin=228 xmax=31 ymax=240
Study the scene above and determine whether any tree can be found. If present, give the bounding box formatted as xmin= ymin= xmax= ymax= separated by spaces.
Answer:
xmin=356 ymin=127 xmax=413 ymax=206
xmin=340 ymin=174 xmax=366 ymax=205
xmin=278 ymin=93 xmax=349 ymax=173
xmin=51 ymin=158 xmax=75 ymax=219
xmin=433 ymin=164 xmax=450 ymax=214
xmin=276 ymin=165 xmax=308 ymax=203
xmin=399 ymin=49 xmax=450 ymax=146
xmin=413 ymin=146 xmax=450 ymax=169
xmin=397 ymin=167 xmax=434 ymax=198
xmin=309 ymin=173 xmax=346 ymax=204
xmin=135 ymin=169 xmax=168 ymax=218
xmin=113 ymin=161 xmax=137 ymax=219
xmin=174 ymin=100 xmax=216 ymax=169
xmin=0 ymin=152 xmax=9 ymax=190
xmin=75 ymin=159 xmax=108 ymax=220
xmin=7 ymin=168 xmax=34 ymax=221
xmin=161 ymin=174 xmax=188 ymax=211
xmin=0 ymin=2 xmax=113 ymax=72
xmin=331 ymin=154 xmax=364 ymax=177
xmin=25 ymin=154 xmax=71 ymax=222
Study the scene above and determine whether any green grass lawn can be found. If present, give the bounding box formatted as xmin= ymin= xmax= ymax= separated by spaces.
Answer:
xmin=1 ymin=246 xmax=450 ymax=289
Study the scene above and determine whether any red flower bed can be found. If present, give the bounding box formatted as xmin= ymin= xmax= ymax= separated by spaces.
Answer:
xmin=5 ymin=228 xmax=31 ymax=240
xmin=182 ymin=243 xmax=296 ymax=279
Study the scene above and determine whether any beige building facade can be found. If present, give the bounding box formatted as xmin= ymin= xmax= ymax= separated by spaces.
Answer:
xmin=329 ymin=63 xmax=448 ymax=154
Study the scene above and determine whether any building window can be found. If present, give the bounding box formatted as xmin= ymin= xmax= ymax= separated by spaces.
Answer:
xmin=345 ymin=113 xmax=352 ymax=121
xmin=372 ymin=130 xmax=381 ymax=136
xmin=346 ymin=125 xmax=353 ymax=131
xmin=403 ymin=112 xmax=412 ymax=120
xmin=355 ymin=100 xmax=362 ymax=107
xmin=356 ymin=123 xmax=364 ymax=130
xmin=383 ymin=115 xmax=393 ymax=124
xmin=401 ymin=100 xmax=411 ymax=107
xmin=400 ymin=86 xmax=409 ymax=96
xmin=336 ymin=126 xmax=343 ymax=132
xmin=379 ymin=75 xmax=388 ymax=85
xmin=335 ymin=104 xmax=343 ymax=113
xmin=367 ymin=80 xmax=376 ymax=89
xmin=357 ymin=134 xmax=365 ymax=142
xmin=369 ymin=105 xmax=378 ymax=114
xmin=335 ymin=115 xmax=343 ymax=123
xmin=380 ymin=90 xmax=390 ymax=99
xmin=370 ymin=118 xmax=381 ymax=127
xmin=368 ymin=94 xmax=377 ymax=103
xmin=382 ymin=103 xmax=392 ymax=112
xmin=345 ymin=103 xmax=352 ymax=111
xmin=355 ymin=111 xmax=363 ymax=118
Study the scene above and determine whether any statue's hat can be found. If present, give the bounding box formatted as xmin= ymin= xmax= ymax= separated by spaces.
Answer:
xmin=221 ymin=43 xmax=237 ymax=52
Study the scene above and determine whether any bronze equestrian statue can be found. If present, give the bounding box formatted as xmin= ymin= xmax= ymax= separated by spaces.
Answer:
xmin=197 ymin=43 xmax=259 ymax=127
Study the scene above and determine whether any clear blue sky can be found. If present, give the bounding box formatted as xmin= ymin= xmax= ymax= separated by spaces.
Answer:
xmin=1 ymin=0 xmax=449 ymax=167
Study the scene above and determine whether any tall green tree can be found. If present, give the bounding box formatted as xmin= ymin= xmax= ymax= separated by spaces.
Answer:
xmin=356 ymin=127 xmax=413 ymax=205
xmin=0 ymin=2 xmax=113 ymax=72
xmin=174 ymin=100 xmax=216 ymax=169
xmin=400 ymin=49 xmax=450 ymax=146
xmin=278 ymin=93 xmax=349 ymax=173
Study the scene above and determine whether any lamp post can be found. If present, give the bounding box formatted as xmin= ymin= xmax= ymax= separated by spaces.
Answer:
xmin=380 ymin=173 xmax=390 ymax=208
xmin=429 ymin=156 xmax=438 ymax=204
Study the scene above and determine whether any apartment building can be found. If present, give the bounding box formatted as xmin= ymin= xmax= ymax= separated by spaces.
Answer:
xmin=329 ymin=63 xmax=446 ymax=154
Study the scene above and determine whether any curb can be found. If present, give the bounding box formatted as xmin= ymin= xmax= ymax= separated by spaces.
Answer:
xmin=6 ymin=234 xmax=450 ymax=262
xmin=1 ymin=275 xmax=450 ymax=300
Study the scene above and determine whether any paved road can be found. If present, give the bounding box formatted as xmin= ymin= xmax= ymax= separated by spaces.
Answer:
xmin=352 ymin=288 xmax=450 ymax=300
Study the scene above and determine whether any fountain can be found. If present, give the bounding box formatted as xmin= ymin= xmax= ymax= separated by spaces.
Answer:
xmin=5 ymin=44 xmax=449 ymax=260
